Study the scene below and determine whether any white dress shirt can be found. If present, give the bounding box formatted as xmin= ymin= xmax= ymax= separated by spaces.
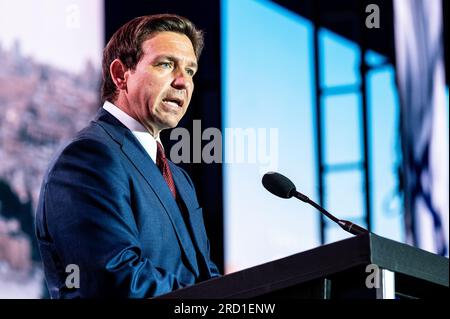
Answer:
xmin=103 ymin=101 xmax=161 ymax=163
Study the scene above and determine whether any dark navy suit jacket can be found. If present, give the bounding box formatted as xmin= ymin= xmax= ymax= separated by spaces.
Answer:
xmin=35 ymin=109 xmax=220 ymax=298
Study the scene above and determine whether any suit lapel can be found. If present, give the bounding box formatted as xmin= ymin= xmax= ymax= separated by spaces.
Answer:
xmin=94 ymin=109 xmax=199 ymax=276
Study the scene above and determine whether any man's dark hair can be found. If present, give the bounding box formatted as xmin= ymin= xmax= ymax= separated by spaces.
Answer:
xmin=101 ymin=14 xmax=204 ymax=102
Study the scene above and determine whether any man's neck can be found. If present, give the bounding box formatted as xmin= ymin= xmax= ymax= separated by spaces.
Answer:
xmin=111 ymin=98 xmax=161 ymax=138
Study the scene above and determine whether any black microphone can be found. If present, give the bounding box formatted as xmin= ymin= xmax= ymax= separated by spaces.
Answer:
xmin=262 ymin=172 xmax=368 ymax=236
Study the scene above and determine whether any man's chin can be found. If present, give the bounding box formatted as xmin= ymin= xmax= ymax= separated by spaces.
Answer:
xmin=158 ymin=119 xmax=181 ymax=131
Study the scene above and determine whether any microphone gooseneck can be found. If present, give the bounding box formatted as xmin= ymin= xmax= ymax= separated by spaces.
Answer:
xmin=262 ymin=172 xmax=368 ymax=236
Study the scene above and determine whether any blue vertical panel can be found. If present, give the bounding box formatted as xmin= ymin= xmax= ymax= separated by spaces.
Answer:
xmin=367 ymin=52 xmax=403 ymax=242
xmin=323 ymin=94 xmax=362 ymax=164
xmin=222 ymin=0 xmax=318 ymax=273
xmin=319 ymin=28 xmax=364 ymax=243
xmin=320 ymin=28 xmax=361 ymax=88
xmin=324 ymin=170 xmax=364 ymax=243
xmin=325 ymin=170 xmax=364 ymax=219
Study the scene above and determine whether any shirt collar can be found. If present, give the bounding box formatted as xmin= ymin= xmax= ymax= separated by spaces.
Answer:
xmin=102 ymin=101 xmax=161 ymax=163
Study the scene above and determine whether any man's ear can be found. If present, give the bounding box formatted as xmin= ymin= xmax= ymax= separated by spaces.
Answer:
xmin=110 ymin=59 xmax=128 ymax=91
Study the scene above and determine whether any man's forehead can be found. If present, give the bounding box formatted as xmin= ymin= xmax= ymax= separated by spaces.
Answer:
xmin=142 ymin=31 xmax=196 ymax=60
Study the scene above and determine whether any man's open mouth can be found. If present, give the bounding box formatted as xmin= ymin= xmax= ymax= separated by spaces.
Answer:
xmin=162 ymin=97 xmax=183 ymax=107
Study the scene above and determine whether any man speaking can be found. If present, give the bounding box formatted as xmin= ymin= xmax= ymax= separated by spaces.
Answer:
xmin=35 ymin=14 xmax=220 ymax=298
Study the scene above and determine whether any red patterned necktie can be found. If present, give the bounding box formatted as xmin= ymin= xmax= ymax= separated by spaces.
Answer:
xmin=156 ymin=141 xmax=177 ymax=199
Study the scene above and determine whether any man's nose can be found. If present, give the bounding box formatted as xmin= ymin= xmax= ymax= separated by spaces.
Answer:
xmin=171 ymin=69 xmax=192 ymax=91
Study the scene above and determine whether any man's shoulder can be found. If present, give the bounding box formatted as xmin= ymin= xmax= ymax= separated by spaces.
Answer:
xmin=44 ymin=121 xmax=121 ymax=178
xmin=73 ymin=120 xmax=117 ymax=146
xmin=62 ymin=120 xmax=118 ymax=154
xmin=64 ymin=108 xmax=127 ymax=149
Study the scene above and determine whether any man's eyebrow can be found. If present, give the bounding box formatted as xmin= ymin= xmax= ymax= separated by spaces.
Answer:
xmin=154 ymin=55 xmax=198 ymax=69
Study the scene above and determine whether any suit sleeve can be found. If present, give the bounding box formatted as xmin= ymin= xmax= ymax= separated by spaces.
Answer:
xmin=43 ymin=138 xmax=188 ymax=298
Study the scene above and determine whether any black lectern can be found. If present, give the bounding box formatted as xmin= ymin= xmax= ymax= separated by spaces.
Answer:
xmin=160 ymin=233 xmax=449 ymax=299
